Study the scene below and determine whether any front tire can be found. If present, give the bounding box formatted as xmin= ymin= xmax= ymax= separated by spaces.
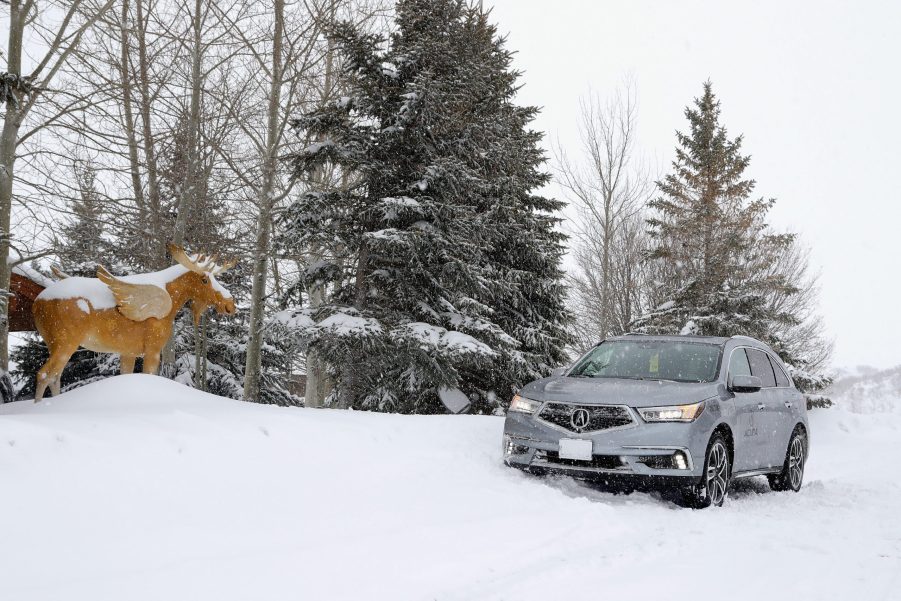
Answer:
xmin=683 ymin=433 xmax=730 ymax=508
xmin=768 ymin=427 xmax=807 ymax=492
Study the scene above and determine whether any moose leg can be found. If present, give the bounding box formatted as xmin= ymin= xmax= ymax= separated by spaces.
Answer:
xmin=142 ymin=352 xmax=161 ymax=375
xmin=121 ymin=354 xmax=136 ymax=375
xmin=35 ymin=343 xmax=78 ymax=402
xmin=35 ymin=369 xmax=52 ymax=403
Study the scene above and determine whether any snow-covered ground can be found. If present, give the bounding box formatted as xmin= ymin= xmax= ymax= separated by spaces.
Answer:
xmin=1 ymin=375 xmax=899 ymax=601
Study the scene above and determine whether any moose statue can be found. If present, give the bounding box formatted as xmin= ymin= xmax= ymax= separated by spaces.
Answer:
xmin=31 ymin=244 xmax=236 ymax=401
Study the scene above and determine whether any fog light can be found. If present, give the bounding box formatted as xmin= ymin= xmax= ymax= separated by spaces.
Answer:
xmin=504 ymin=436 xmax=532 ymax=457
xmin=673 ymin=451 xmax=688 ymax=470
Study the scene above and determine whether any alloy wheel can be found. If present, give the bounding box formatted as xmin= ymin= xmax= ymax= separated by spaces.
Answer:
xmin=706 ymin=441 xmax=729 ymax=505
xmin=788 ymin=434 xmax=806 ymax=489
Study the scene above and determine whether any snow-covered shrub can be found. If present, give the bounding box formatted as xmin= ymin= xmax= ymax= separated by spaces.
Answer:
xmin=0 ymin=369 xmax=16 ymax=403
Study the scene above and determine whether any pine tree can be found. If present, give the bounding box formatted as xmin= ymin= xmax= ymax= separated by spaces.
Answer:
xmin=633 ymin=82 xmax=830 ymax=407
xmin=60 ymin=161 xmax=108 ymax=276
xmin=0 ymin=369 xmax=14 ymax=403
xmin=278 ymin=0 xmax=568 ymax=413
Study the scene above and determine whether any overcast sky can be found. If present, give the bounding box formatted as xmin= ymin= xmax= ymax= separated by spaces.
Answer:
xmin=486 ymin=0 xmax=901 ymax=369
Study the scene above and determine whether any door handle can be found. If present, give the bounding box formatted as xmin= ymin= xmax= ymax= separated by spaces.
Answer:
xmin=757 ymin=403 xmax=766 ymax=411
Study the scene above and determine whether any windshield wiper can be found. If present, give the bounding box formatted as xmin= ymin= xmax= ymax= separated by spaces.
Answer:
xmin=611 ymin=375 xmax=683 ymax=382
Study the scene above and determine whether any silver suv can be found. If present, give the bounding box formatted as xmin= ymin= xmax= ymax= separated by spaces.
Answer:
xmin=503 ymin=335 xmax=809 ymax=508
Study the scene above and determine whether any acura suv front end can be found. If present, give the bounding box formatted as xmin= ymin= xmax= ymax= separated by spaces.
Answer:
xmin=502 ymin=335 xmax=809 ymax=508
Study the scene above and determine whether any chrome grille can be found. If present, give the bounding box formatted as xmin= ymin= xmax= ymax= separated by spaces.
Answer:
xmin=538 ymin=403 xmax=633 ymax=433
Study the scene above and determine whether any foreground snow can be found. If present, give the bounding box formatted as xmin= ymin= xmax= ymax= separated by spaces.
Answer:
xmin=1 ymin=376 xmax=899 ymax=600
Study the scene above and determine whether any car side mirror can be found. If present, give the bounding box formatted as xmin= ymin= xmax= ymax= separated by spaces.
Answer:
xmin=730 ymin=374 xmax=762 ymax=393
xmin=551 ymin=366 xmax=568 ymax=377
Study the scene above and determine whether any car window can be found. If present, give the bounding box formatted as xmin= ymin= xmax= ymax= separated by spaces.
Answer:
xmin=728 ymin=348 xmax=752 ymax=382
xmin=568 ymin=340 xmax=721 ymax=383
xmin=768 ymin=354 xmax=791 ymax=387
xmin=746 ymin=348 xmax=777 ymax=388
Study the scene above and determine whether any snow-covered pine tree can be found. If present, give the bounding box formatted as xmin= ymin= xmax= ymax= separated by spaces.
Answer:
xmin=278 ymin=0 xmax=568 ymax=413
xmin=632 ymin=82 xmax=831 ymax=407
xmin=0 ymin=368 xmax=15 ymax=403
xmin=59 ymin=161 xmax=109 ymax=276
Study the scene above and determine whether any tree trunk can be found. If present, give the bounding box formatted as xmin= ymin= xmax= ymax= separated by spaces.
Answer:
xmin=243 ymin=0 xmax=284 ymax=401
xmin=200 ymin=314 xmax=207 ymax=391
xmin=133 ymin=0 xmax=173 ymax=368
xmin=119 ymin=0 xmax=148 ymax=225
xmin=134 ymin=0 xmax=165 ymax=268
xmin=304 ymin=13 xmax=338 ymax=408
xmin=0 ymin=0 xmax=26 ymax=370
xmin=304 ymin=270 xmax=327 ymax=406
xmin=171 ymin=0 xmax=204 ymax=247
xmin=600 ymin=195 xmax=612 ymax=339
xmin=193 ymin=314 xmax=202 ymax=388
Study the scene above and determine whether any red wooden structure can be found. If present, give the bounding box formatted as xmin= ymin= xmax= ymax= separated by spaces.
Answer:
xmin=9 ymin=270 xmax=45 ymax=332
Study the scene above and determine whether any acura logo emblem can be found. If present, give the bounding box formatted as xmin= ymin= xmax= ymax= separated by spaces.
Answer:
xmin=571 ymin=408 xmax=591 ymax=430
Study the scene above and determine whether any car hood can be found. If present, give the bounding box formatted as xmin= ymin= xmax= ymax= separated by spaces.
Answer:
xmin=519 ymin=376 xmax=724 ymax=408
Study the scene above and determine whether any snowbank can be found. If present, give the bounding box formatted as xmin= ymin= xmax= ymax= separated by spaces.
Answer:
xmin=1 ymin=375 xmax=899 ymax=600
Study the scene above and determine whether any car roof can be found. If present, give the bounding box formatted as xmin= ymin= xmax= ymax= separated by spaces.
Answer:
xmin=605 ymin=334 xmax=738 ymax=346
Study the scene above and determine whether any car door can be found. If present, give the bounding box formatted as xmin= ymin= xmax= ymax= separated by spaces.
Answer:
xmin=727 ymin=348 xmax=769 ymax=472
xmin=745 ymin=348 xmax=782 ymax=469
xmin=767 ymin=353 xmax=801 ymax=462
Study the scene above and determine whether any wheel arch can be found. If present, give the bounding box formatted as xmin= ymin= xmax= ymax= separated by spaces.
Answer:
xmin=711 ymin=422 xmax=734 ymax=471
xmin=793 ymin=421 xmax=810 ymax=458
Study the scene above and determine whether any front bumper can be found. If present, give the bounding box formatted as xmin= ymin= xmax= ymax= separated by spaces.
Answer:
xmin=503 ymin=404 xmax=719 ymax=481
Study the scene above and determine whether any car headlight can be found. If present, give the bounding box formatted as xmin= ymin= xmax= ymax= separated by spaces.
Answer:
xmin=639 ymin=401 xmax=706 ymax=423
xmin=509 ymin=394 xmax=542 ymax=414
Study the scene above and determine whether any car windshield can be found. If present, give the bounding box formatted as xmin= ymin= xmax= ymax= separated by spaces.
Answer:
xmin=568 ymin=340 xmax=722 ymax=383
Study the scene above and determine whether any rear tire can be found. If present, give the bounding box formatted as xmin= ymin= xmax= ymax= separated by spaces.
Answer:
xmin=768 ymin=427 xmax=807 ymax=492
xmin=682 ymin=433 xmax=730 ymax=509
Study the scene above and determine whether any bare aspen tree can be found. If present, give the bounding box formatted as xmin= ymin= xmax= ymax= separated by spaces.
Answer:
xmin=242 ymin=0 xmax=286 ymax=401
xmin=119 ymin=0 xmax=147 ymax=228
xmin=0 ymin=0 xmax=114 ymax=369
xmin=170 ymin=0 xmax=209 ymax=247
xmin=132 ymin=0 xmax=165 ymax=267
xmin=554 ymin=84 xmax=654 ymax=351
xmin=302 ymin=0 xmax=339 ymax=408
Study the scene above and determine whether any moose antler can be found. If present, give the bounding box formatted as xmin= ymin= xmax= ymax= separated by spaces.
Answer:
xmin=167 ymin=243 xmax=236 ymax=275
xmin=50 ymin=265 xmax=70 ymax=280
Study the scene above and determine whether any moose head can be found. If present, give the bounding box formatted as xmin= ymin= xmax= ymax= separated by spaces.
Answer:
xmin=31 ymin=243 xmax=237 ymax=401
xmin=167 ymin=243 xmax=237 ymax=324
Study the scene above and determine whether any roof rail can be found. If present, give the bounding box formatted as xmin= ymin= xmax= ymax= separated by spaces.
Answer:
xmin=730 ymin=335 xmax=758 ymax=342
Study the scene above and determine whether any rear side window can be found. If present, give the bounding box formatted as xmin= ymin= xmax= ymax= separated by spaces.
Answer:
xmin=768 ymin=355 xmax=791 ymax=387
xmin=728 ymin=349 xmax=752 ymax=382
xmin=746 ymin=349 xmax=777 ymax=388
